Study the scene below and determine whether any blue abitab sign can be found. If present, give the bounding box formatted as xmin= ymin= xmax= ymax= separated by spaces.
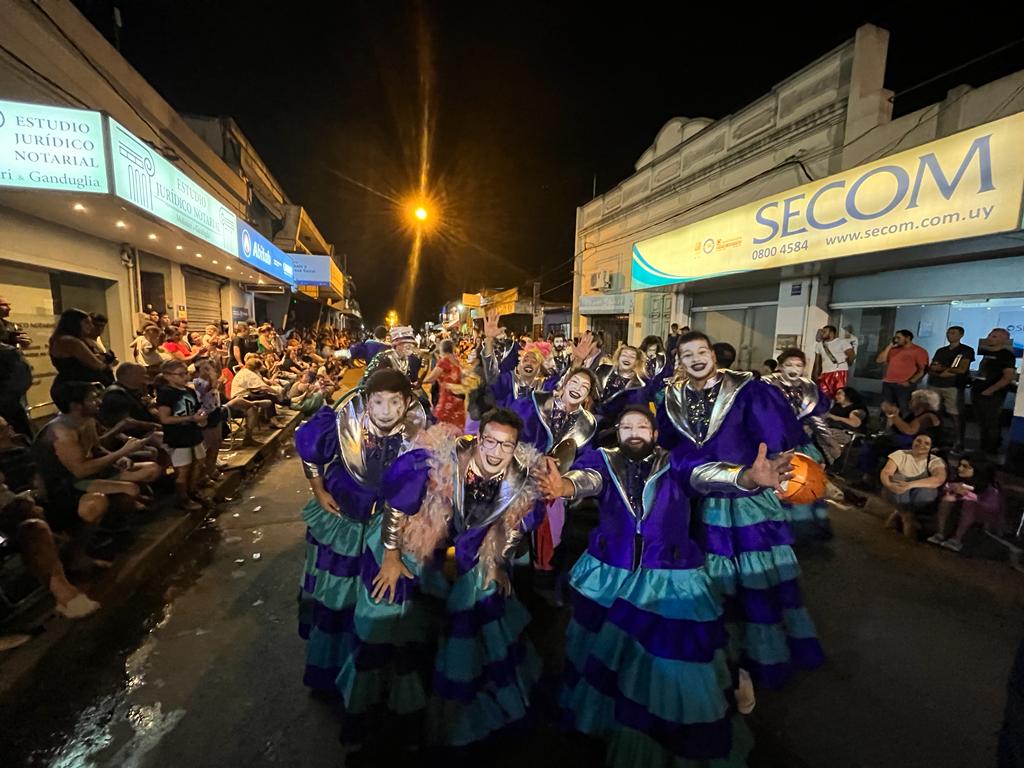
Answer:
xmin=236 ymin=219 xmax=295 ymax=286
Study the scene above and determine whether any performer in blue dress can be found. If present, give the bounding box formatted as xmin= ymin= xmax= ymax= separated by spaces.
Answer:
xmin=370 ymin=408 xmax=547 ymax=746
xmin=763 ymin=348 xmax=839 ymax=540
xmin=538 ymin=405 xmax=794 ymax=767
xmin=659 ymin=331 xmax=825 ymax=690
xmin=294 ymin=369 xmax=427 ymax=698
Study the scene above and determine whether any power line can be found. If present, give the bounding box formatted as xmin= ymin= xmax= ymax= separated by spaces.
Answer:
xmin=0 ymin=42 xmax=90 ymax=109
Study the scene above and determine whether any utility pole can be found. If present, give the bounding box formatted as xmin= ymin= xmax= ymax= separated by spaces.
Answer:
xmin=532 ymin=280 xmax=542 ymax=339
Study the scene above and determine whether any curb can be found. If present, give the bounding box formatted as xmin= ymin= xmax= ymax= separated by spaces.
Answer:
xmin=0 ymin=414 xmax=300 ymax=702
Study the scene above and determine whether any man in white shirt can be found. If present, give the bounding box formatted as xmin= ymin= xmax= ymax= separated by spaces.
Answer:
xmin=231 ymin=354 xmax=288 ymax=428
xmin=813 ymin=324 xmax=855 ymax=398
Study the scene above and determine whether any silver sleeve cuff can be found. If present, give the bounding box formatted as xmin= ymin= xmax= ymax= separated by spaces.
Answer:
xmin=500 ymin=527 xmax=524 ymax=561
xmin=689 ymin=462 xmax=746 ymax=494
xmin=564 ymin=469 xmax=602 ymax=499
xmin=481 ymin=350 xmax=500 ymax=383
xmin=380 ymin=504 xmax=405 ymax=551
xmin=302 ymin=461 xmax=322 ymax=479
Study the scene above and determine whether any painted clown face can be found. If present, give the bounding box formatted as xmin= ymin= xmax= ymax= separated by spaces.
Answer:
xmin=779 ymin=356 xmax=806 ymax=383
xmin=366 ymin=390 xmax=410 ymax=432
xmin=560 ymin=372 xmax=593 ymax=409
xmin=677 ymin=340 xmax=716 ymax=382
xmin=617 ymin=348 xmax=638 ymax=374
xmin=477 ymin=421 xmax=518 ymax=476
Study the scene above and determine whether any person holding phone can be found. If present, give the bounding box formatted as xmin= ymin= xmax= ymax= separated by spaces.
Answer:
xmin=875 ymin=329 xmax=929 ymax=417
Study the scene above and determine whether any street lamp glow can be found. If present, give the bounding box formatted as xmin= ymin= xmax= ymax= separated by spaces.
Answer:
xmin=457 ymin=304 xmax=465 ymax=311
xmin=414 ymin=206 xmax=428 ymax=221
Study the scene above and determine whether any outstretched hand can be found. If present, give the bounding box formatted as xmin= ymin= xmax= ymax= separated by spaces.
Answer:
xmin=572 ymin=332 xmax=597 ymax=365
xmin=537 ymin=456 xmax=569 ymax=501
xmin=483 ymin=311 xmax=501 ymax=340
xmin=740 ymin=443 xmax=794 ymax=491
xmin=371 ymin=549 xmax=414 ymax=604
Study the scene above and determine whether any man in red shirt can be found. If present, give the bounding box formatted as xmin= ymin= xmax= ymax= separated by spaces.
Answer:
xmin=875 ymin=329 xmax=929 ymax=417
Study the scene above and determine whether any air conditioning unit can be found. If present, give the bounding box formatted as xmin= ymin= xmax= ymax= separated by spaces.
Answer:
xmin=589 ymin=270 xmax=613 ymax=291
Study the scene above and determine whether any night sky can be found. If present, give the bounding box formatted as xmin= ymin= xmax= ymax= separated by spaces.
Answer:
xmin=73 ymin=1 xmax=1024 ymax=326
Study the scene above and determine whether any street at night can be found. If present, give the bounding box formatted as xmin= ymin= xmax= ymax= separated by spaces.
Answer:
xmin=3 ymin=2 xmax=1024 ymax=767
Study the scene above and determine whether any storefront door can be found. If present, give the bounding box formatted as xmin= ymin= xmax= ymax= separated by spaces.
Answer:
xmin=587 ymin=314 xmax=629 ymax=352
xmin=183 ymin=269 xmax=225 ymax=329
xmin=690 ymin=303 xmax=777 ymax=371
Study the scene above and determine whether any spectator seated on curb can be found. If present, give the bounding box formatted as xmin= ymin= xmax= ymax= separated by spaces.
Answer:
xmin=287 ymin=370 xmax=326 ymax=417
xmin=879 ymin=433 xmax=947 ymax=539
xmin=35 ymin=382 xmax=161 ymax=529
xmin=825 ymin=386 xmax=870 ymax=450
xmin=0 ymin=477 xmax=100 ymax=619
xmin=928 ymin=455 xmax=1005 ymax=553
xmin=99 ymin=363 xmax=163 ymax=439
xmin=881 ymin=389 xmax=946 ymax=449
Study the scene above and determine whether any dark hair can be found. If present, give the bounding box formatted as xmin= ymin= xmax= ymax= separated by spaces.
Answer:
xmin=670 ymin=323 xmax=679 ymax=330
xmin=617 ymin=404 xmax=656 ymax=430
xmin=563 ymin=367 xmax=598 ymax=398
xmin=823 ymin=325 xmax=837 ymax=335
xmin=896 ymin=329 xmax=914 ymax=340
xmin=948 ymin=325 xmax=965 ymax=335
xmin=777 ymin=347 xmax=806 ymax=365
xmin=837 ymin=386 xmax=867 ymax=410
xmin=712 ymin=342 xmax=737 ymax=367
xmin=90 ymin=313 xmax=108 ymax=326
xmin=640 ymin=335 xmax=665 ymax=353
xmin=373 ymin=325 xmax=387 ymax=340
xmin=51 ymin=308 xmax=91 ymax=342
xmin=364 ymin=368 xmax=412 ymax=398
xmin=763 ymin=358 xmax=778 ymax=371
xmin=957 ymin=453 xmax=995 ymax=493
xmin=52 ymin=381 xmax=99 ymax=413
xmin=677 ymin=330 xmax=712 ymax=349
xmin=479 ymin=407 xmax=524 ymax=440
xmin=440 ymin=340 xmax=454 ymax=355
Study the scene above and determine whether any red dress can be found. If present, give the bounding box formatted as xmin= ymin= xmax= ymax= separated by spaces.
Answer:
xmin=432 ymin=356 xmax=466 ymax=429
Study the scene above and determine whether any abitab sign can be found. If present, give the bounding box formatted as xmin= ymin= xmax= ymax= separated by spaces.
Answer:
xmin=0 ymin=100 xmax=108 ymax=193
xmin=237 ymin=219 xmax=294 ymax=286
xmin=632 ymin=112 xmax=1024 ymax=289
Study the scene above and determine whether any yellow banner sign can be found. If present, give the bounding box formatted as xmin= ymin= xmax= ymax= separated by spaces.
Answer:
xmin=461 ymin=292 xmax=482 ymax=308
xmin=632 ymin=112 xmax=1024 ymax=289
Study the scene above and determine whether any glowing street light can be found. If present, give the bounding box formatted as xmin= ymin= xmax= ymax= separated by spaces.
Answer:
xmin=414 ymin=206 xmax=428 ymax=221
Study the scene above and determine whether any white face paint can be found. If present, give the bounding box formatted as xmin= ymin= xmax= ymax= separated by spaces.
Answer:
xmin=645 ymin=345 xmax=659 ymax=356
xmin=779 ymin=357 xmax=805 ymax=383
xmin=560 ymin=373 xmax=592 ymax=409
xmin=366 ymin=391 xmax=409 ymax=432
xmin=677 ymin=341 xmax=716 ymax=382
xmin=617 ymin=348 xmax=638 ymax=373
xmin=395 ymin=341 xmax=416 ymax=357
xmin=477 ymin=422 xmax=518 ymax=475
xmin=617 ymin=411 xmax=655 ymax=456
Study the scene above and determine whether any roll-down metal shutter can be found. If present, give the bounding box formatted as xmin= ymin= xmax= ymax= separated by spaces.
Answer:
xmin=183 ymin=269 xmax=225 ymax=329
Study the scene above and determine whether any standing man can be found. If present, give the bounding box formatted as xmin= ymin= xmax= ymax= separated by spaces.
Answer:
xmin=665 ymin=322 xmax=681 ymax=360
xmin=875 ymin=329 xmax=928 ymax=416
xmin=813 ymin=324 xmax=855 ymax=398
xmin=349 ymin=325 xmax=390 ymax=363
xmin=972 ymin=328 xmax=1017 ymax=457
xmin=0 ymin=297 xmax=34 ymax=437
xmin=927 ymin=325 xmax=975 ymax=449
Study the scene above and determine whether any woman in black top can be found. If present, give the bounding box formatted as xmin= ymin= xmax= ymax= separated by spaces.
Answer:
xmin=156 ymin=360 xmax=207 ymax=511
xmin=48 ymin=309 xmax=114 ymax=398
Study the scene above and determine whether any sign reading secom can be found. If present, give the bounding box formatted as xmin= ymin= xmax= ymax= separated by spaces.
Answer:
xmin=632 ymin=112 xmax=1024 ymax=289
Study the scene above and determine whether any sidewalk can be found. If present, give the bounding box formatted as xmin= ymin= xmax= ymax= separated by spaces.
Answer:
xmin=0 ymin=410 xmax=303 ymax=701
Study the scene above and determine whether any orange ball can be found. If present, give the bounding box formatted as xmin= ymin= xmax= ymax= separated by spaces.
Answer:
xmin=778 ymin=452 xmax=827 ymax=505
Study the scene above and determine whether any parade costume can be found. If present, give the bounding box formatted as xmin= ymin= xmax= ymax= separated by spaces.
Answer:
xmin=482 ymin=342 xmax=560 ymax=409
xmin=643 ymin=350 xmax=669 ymax=382
xmin=511 ymin=387 xmax=598 ymax=575
xmin=660 ymin=370 xmax=824 ymax=688
xmin=381 ymin=431 xmax=548 ymax=746
xmin=763 ymin=373 xmax=836 ymax=539
xmin=294 ymin=391 xmax=427 ymax=695
xmin=561 ymin=446 xmax=751 ymax=767
xmin=592 ymin=362 xmax=648 ymax=429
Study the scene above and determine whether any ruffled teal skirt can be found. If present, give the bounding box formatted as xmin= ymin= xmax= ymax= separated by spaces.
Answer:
xmin=427 ymin=563 xmax=542 ymax=746
xmin=564 ymin=552 xmax=750 ymax=767
xmin=700 ymin=491 xmax=824 ymax=688
xmin=298 ymin=498 xmax=366 ymax=691
xmin=334 ymin=514 xmax=448 ymax=743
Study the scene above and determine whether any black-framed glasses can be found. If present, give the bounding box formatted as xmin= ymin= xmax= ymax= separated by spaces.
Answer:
xmin=480 ymin=435 xmax=516 ymax=454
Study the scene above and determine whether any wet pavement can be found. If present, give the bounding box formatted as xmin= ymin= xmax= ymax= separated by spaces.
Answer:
xmin=2 ymin=443 xmax=1023 ymax=767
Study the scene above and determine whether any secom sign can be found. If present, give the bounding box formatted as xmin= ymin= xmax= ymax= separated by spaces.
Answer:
xmin=632 ymin=112 xmax=1024 ymax=289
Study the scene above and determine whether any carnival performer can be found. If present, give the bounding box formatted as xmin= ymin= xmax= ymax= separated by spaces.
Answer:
xmin=538 ymin=405 xmax=795 ymax=767
xmin=481 ymin=312 xmax=560 ymax=408
xmin=294 ymin=369 xmax=428 ymax=698
xmin=422 ymin=339 xmax=467 ymax=430
xmin=640 ymin=334 xmax=669 ymax=382
xmin=370 ymin=408 xmax=547 ymax=746
xmin=659 ymin=331 xmax=824 ymax=689
xmin=511 ymin=367 xmax=599 ymax=588
xmin=359 ymin=326 xmax=423 ymax=389
xmin=763 ymin=348 xmax=838 ymax=539
xmin=551 ymin=333 xmax=575 ymax=378
xmin=585 ymin=336 xmax=650 ymax=431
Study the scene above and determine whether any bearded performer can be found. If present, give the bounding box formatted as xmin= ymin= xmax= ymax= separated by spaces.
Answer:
xmin=763 ymin=348 xmax=838 ymax=540
xmin=659 ymin=331 xmax=824 ymax=690
xmin=550 ymin=333 xmax=575 ymax=378
xmin=370 ymin=408 xmax=547 ymax=746
xmin=539 ymin=405 xmax=794 ymax=767
xmin=295 ymin=369 xmax=427 ymax=696
xmin=481 ymin=312 xmax=560 ymax=408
